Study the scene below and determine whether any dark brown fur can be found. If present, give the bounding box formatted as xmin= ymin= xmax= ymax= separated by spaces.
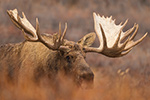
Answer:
xmin=0 ymin=34 xmax=94 ymax=87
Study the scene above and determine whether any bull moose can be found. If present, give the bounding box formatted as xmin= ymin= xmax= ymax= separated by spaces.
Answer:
xmin=0 ymin=9 xmax=147 ymax=87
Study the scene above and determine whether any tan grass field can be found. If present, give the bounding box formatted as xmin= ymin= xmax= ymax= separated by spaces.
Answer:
xmin=0 ymin=0 xmax=150 ymax=100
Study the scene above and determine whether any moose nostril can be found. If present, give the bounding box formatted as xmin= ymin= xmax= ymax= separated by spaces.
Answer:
xmin=89 ymin=72 xmax=94 ymax=80
xmin=80 ymin=72 xmax=94 ymax=81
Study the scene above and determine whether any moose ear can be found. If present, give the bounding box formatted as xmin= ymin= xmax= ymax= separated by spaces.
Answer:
xmin=77 ymin=32 xmax=96 ymax=47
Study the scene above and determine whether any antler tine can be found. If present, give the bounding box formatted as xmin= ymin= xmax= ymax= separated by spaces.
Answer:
xmin=35 ymin=20 xmax=69 ymax=50
xmin=7 ymin=10 xmax=20 ymax=29
xmin=18 ymin=12 xmax=38 ymax=41
xmin=22 ymin=12 xmax=26 ymax=18
xmin=119 ymin=48 xmax=133 ymax=57
xmin=120 ymin=23 xmax=136 ymax=42
xmin=99 ymin=24 xmax=107 ymax=50
xmin=36 ymin=18 xmax=41 ymax=40
xmin=84 ymin=12 xmax=147 ymax=57
xmin=35 ymin=18 xmax=57 ymax=49
xmin=121 ymin=19 xmax=128 ymax=29
xmin=58 ymin=22 xmax=62 ymax=41
xmin=7 ymin=9 xmax=37 ymax=39
xmin=7 ymin=9 xmax=69 ymax=51
xmin=61 ymin=23 xmax=67 ymax=42
xmin=124 ymin=32 xmax=148 ymax=51
xmin=129 ymin=24 xmax=139 ymax=41
xmin=22 ymin=18 xmax=39 ymax=42
xmin=119 ymin=36 xmax=130 ymax=51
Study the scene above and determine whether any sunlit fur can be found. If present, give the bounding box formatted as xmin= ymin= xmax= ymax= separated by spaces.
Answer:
xmin=0 ymin=34 xmax=94 ymax=87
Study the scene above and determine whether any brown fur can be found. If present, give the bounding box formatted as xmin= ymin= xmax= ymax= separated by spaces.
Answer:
xmin=0 ymin=34 xmax=94 ymax=87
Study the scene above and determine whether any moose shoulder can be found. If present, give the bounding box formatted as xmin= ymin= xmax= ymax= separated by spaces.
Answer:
xmin=0 ymin=9 xmax=147 ymax=87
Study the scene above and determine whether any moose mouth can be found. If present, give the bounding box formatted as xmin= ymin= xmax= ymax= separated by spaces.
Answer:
xmin=79 ymin=79 xmax=94 ymax=89
xmin=76 ymin=74 xmax=94 ymax=89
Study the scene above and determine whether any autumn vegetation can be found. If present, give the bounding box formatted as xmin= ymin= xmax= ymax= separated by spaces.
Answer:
xmin=0 ymin=0 xmax=150 ymax=100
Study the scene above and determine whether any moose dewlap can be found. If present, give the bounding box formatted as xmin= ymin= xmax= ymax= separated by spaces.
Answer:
xmin=0 ymin=9 xmax=147 ymax=88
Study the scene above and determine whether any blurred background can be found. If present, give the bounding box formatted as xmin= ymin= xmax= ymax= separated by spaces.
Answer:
xmin=0 ymin=0 xmax=150 ymax=100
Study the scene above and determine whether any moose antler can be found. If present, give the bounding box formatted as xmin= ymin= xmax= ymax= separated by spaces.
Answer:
xmin=84 ymin=13 xmax=147 ymax=57
xmin=7 ymin=9 xmax=67 ymax=50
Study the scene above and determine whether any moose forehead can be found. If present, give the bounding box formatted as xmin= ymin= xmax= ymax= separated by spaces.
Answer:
xmin=63 ymin=40 xmax=85 ymax=57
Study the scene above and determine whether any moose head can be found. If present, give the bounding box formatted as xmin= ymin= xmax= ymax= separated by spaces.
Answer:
xmin=6 ymin=9 xmax=147 ymax=88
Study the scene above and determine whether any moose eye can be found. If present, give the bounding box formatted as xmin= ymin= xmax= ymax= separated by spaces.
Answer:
xmin=66 ymin=55 xmax=73 ymax=63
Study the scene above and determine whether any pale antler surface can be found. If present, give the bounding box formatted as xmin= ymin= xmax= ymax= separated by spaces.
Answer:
xmin=84 ymin=13 xmax=147 ymax=57
xmin=7 ymin=9 xmax=68 ymax=50
xmin=7 ymin=9 xmax=147 ymax=57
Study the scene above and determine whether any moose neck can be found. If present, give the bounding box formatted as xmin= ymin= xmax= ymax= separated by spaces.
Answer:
xmin=19 ymin=40 xmax=62 ymax=81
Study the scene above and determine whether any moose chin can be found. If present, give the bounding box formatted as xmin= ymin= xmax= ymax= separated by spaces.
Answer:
xmin=0 ymin=9 xmax=147 ymax=88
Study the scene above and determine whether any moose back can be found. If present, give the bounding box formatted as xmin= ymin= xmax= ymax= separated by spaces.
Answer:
xmin=0 ymin=9 xmax=147 ymax=87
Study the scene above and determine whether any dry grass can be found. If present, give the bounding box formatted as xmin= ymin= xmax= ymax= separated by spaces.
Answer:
xmin=1 ymin=61 xmax=150 ymax=100
xmin=0 ymin=0 xmax=150 ymax=100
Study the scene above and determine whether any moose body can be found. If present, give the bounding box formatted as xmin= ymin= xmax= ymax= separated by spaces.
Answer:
xmin=0 ymin=9 xmax=147 ymax=87
xmin=0 ymin=35 xmax=94 ymax=86
xmin=0 ymin=36 xmax=59 ymax=82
